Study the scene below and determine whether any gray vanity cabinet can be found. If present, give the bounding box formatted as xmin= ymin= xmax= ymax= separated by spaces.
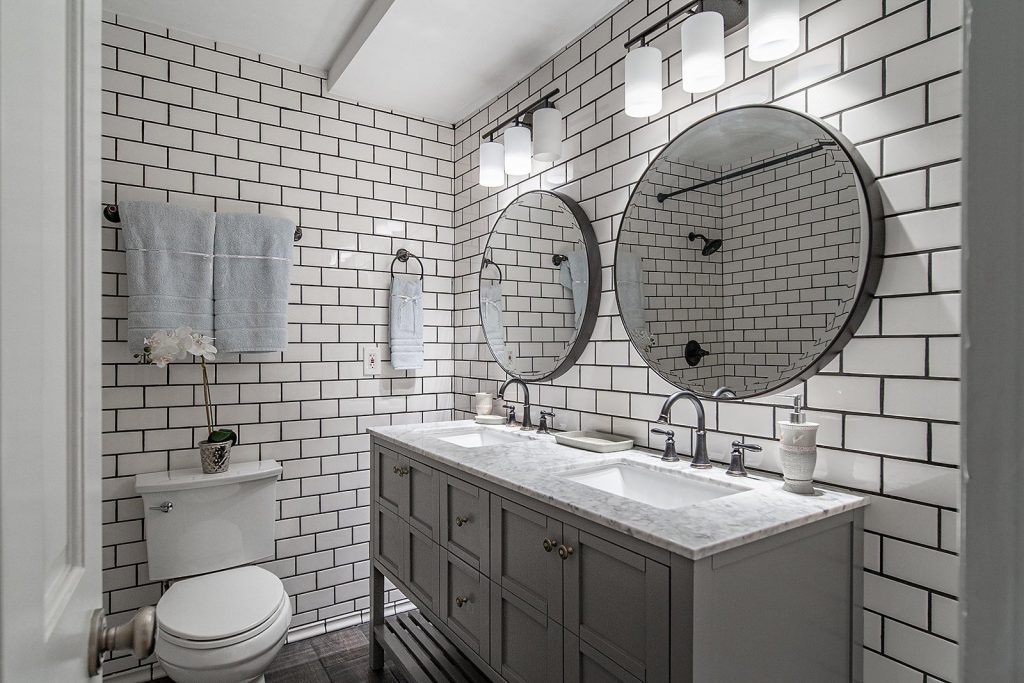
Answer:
xmin=370 ymin=437 xmax=863 ymax=683
xmin=560 ymin=527 xmax=670 ymax=682
xmin=490 ymin=496 xmax=563 ymax=623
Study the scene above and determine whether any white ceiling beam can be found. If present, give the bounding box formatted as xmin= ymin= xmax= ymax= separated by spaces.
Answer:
xmin=326 ymin=0 xmax=394 ymax=96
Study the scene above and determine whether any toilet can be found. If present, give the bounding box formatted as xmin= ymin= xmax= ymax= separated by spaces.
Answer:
xmin=136 ymin=460 xmax=289 ymax=683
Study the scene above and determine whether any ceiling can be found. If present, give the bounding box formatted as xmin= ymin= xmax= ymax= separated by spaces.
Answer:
xmin=103 ymin=0 xmax=623 ymax=124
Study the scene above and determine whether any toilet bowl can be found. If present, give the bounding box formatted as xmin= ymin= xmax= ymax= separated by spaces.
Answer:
xmin=154 ymin=566 xmax=291 ymax=683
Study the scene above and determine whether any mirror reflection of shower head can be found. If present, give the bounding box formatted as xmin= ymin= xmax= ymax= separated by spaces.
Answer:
xmin=688 ymin=232 xmax=723 ymax=256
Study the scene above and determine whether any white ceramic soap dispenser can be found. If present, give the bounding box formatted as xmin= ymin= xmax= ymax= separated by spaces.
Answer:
xmin=778 ymin=394 xmax=819 ymax=494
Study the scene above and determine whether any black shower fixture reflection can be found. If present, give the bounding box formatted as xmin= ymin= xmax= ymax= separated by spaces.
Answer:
xmin=688 ymin=232 xmax=723 ymax=256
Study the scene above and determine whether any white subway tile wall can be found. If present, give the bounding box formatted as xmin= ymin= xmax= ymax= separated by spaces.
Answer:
xmin=100 ymin=13 xmax=455 ymax=679
xmin=453 ymin=0 xmax=962 ymax=681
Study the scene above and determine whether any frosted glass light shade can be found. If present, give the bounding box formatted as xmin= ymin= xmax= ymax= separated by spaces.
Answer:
xmin=504 ymin=124 xmax=532 ymax=176
xmin=624 ymin=46 xmax=663 ymax=118
xmin=748 ymin=0 xmax=800 ymax=62
xmin=479 ymin=140 xmax=505 ymax=187
xmin=532 ymin=106 xmax=562 ymax=162
xmin=681 ymin=12 xmax=725 ymax=93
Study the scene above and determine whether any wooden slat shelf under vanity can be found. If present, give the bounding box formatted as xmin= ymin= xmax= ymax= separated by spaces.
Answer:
xmin=375 ymin=612 xmax=490 ymax=683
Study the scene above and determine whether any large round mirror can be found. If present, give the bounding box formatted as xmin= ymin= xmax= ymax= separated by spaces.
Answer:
xmin=480 ymin=190 xmax=600 ymax=382
xmin=615 ymin=105 xmax=883 ymax=399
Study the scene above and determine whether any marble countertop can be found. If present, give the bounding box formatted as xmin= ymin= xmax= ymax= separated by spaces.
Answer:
xmin=368 ymin=420 xmax=868 ymax=560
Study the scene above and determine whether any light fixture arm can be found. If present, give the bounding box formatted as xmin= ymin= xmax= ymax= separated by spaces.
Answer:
xmin=623 ymin=0 xmax=702 ymax=49
xmin=480 ymin=88 xmax=560 ymax=142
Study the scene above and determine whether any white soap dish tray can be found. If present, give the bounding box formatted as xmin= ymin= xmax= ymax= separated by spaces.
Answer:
xmin=474 ymin=414 xmax=505 ymax=425
xmin=554 ymin=431 xmax=634 ymax=453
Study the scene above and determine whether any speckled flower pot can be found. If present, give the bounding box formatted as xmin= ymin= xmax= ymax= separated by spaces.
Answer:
xmin=198 ymin=440 xmax=232 ymax=474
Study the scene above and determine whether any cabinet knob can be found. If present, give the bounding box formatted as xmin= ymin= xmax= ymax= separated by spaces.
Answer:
xmin=393 ymin=465 xmax=400 ymax=474
xmin=542 ymin=538 xmax=558 ymax=552
xmin=455 ymin=596 xmax=471 ymax=608
xmin=393 ymin=466 xmax=409 ymax=476
xmin=558 ymin=544 xmax=574 ymax=560
xmin=455 ymin=515 xmax=470 ymax=527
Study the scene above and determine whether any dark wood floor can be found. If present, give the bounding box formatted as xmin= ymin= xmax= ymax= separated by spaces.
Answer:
xmin=154 ymin=622 xmax=406 ymax=683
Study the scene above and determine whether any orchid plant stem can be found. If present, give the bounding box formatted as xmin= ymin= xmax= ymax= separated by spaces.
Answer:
xmin=200 ymin=357 xmax=213 ymax=437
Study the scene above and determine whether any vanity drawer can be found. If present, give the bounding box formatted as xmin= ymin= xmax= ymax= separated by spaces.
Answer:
xmin=440 ymin=552 xmax=490 ymax=660
xmin=403 ymin=525 xmax=439 ymax=615
xmin=441 ymin=474 xmax=490 ymax=573
xmin=491 ymin=496 xmax=563 ymax=623
xmin=563 ymin=630 xmax=642 ymax=683
xmin=406 ymin=456 xmax=439 ymax=541
xmin=373 ymin=505 xmax=404 ymax=580
xmin=490 ymin=583 xmax=563 ymax=683
xmin=373 ymin=445 xmax=404 ymax=514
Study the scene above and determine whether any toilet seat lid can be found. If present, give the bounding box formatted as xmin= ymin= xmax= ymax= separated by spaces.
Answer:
xmin=158 ymin=566 xmax=285 ymax=642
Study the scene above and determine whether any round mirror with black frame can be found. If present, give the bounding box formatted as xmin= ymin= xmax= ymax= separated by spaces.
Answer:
xmin=479 ymin=190 xmax=601 ymax=383
xmin=614 ymin=105 xmax=884 ymax=399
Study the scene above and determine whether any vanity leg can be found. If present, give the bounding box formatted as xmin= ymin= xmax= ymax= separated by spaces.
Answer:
xmin=370 ymin=564 xmax=385 ymax=670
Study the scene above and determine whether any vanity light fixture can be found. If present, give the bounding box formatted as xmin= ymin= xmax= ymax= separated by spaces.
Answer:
xmin=479 ymin=135 xmax=505 ymax=187
xmin=504 ymin=119 xmax=532 ymax=176
xmin=680 ymin=10 xmax=725 ymax=93
xmin=477 ymin=89 xmax=562 ymax=188
xmin=748 ymin=0 xmax=800 ymax=62
xmin=531 ymin=102 xmax=563 ymax=162
xmin=624 ymin=44 xmax=663 ymax=117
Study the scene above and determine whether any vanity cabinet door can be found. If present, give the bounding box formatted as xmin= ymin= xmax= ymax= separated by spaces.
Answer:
xmin=441 ymin=474 xmax=490 ymax=574
xmin=563 ymin=630 xmax=643 ymax=683
xmin=561 ymin=526 xmax=670 ymax=682
xmin=374 ymin=505 xmax=404 ymax=580
xmin=440 ymin=551 xmax=490 ymax=660
xmin=491 ymin=497 xmax=563 ymax=622
xmin=490 ymin=583 xmax=563 ymax=683
xmin=373 ymin=445 xmax=405 ymax=515
xmin=403 ymin=525 xmax=439 ymax=614
xmin=404 ymin=456 xmax=439 ymax=541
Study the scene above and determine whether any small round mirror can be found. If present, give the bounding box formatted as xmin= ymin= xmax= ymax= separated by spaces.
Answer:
xmin=615 ymin=105 xmax=883 ymax=399
xmin=480 ymin=190 xmax=600 ymax=382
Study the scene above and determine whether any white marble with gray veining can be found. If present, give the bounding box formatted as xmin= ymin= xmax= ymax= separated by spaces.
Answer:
xmin=369 ymin=420 xmax=868 ymax=560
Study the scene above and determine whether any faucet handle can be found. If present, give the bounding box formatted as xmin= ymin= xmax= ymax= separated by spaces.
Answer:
xmin=651 ymin=428 xmax=680 ymax=463
xmin=504 ymin=404 xmax=520 ymax=427
xmin=732 ymin=440 xmax=763 ymax=452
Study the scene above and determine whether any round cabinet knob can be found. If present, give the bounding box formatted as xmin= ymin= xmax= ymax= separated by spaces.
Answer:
xmin=558 ymin=544 xmax=574 ymax=560
xmin=455 ymin=596 xmax=471 ymax=608
xmin=392 ymin=465 xmax=400 ymax=474
xmin=455 ymin=516 xmax=469 ymax=527
xmin=542 ymin=538 xmax=558 ymax=552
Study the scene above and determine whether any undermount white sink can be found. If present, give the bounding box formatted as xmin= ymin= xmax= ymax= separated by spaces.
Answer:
xmin=560 ymin=461 xmax=745 ymax=509
xmin=433 ymin=427 xmax=526 ymax=448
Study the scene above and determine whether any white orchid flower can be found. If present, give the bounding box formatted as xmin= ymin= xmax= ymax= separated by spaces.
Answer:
xmin=185 ymin=333 xmax=217 ymax=361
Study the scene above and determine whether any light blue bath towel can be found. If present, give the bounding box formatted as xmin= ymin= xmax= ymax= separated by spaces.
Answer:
xmin=213 ymin=212 xmax=293 ymax=353
xmin=390 ymin=274 xmax=424 ymax=370
xmin=120 ymin=201 xmax=215 ymax=353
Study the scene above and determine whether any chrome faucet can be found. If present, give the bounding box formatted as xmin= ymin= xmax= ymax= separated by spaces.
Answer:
xmin=498 ymin=378 xmax=533 ymax=430
xmin=656 ymin=390 xmax=711 ymax=468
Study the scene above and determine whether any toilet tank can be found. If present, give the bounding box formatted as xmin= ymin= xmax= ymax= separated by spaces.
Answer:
xmin=136 ymin=460 xmax=282 ymax=581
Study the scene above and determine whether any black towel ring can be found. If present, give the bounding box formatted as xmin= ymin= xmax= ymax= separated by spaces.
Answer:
xmin=391 ymin=248 xmax=423 ymax=281
xmin=102 ymin=203 xmax=303 ymax=242
xmin=481 ymin=256 xmax=503 ymax=283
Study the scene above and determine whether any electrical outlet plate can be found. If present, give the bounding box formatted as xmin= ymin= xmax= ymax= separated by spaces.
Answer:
xmin=363 ymin=346 xmax=382 ymax=375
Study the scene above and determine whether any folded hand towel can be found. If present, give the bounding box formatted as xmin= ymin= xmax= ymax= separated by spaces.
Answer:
xmin=213 ymin=212 xmax=293 ymax=353
xmin=120 ymin=201 xmax=216 ymax=353
xmin=480 ymin=282 xmax=511 ymax=367
xmin=558 ymin=249 xmax=589 ymax=327
xmin=390 ymin=274 xmax=424 ymax=370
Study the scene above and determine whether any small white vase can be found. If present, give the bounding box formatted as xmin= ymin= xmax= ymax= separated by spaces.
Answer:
xmin=474 ymin=392 xmax=493 ymax=416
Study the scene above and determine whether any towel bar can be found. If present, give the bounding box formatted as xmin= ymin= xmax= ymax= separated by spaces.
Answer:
xmin=103 ymin=204 xmax=302 ymax=242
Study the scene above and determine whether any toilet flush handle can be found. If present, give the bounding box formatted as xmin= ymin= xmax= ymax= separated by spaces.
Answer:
xmin=149 ymin=501 xmax=173 ymax=513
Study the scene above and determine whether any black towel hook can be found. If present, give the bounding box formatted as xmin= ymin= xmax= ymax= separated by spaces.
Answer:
xmin=103 ymin=203 xmax=303 ymax=242
xmin=391 ymin=248 xmax=423 ymax=281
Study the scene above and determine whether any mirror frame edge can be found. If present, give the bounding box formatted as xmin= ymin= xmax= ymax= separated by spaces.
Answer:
xmin=612 ymin=104 xmax=886 ymax=400
xmin=479 ymin=189 xmax=603 ymax=383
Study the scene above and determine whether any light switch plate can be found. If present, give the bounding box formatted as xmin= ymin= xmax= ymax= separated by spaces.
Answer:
xmin=363 ymin=346 xmax=382 ymax=375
